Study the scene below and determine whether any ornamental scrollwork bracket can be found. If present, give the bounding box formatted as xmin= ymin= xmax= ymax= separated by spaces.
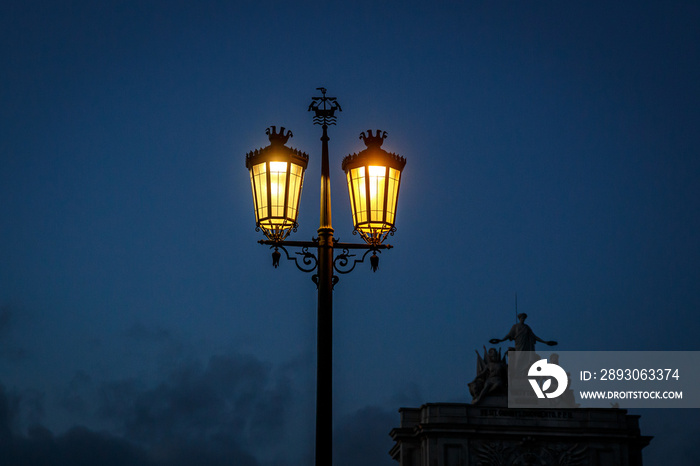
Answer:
xmin=333 ymin=248 xmax=381 ymax=274
xmin=269 ymin=245 xmax=318 ymax=273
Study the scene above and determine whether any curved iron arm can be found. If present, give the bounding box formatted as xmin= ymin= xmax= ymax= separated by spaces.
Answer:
xmin=269 ymin=244 xmax=318 ymax=273
xmin=259 ymin=239 xmax=391 ymax=275
xmin=333 ymin=248 xmax=381 ymax=274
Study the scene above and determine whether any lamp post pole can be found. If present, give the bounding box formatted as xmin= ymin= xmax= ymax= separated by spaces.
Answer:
xmin=314 ymin=90 xmax=335 ymax=466
xmin=246 ymin=88 xmax=405 ymax=466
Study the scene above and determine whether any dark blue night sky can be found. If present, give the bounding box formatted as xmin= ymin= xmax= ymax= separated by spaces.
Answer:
xmin=1 ymin=1 xmax=699 ymax=465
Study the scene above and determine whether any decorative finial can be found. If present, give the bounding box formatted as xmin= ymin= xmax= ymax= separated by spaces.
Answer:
xmin=370 ymin=252 xmax=379 ymax=272
xmin=266 ymin=126 xmax=293 ymax=145
xmin=272 ymin=248 xmax=281 ymax=268
xmin=359 ymin=129 xmax=387 ymax=148
xmin=309 ymin=88 xmax=342 ymax=127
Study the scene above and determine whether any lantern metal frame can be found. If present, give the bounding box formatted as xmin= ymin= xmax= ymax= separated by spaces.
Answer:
xmin=245 ymin=88 xmax=405 ymax=466
xmin=245 ymin=126 xmax=309 ymax=242
xmin=342 ymin=129 xmax=407 ymax=247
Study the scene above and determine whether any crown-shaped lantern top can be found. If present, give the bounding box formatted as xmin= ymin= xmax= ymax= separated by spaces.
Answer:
xmin=266 ymin=125 xmax=293 ymax=146
xmin=246 ymin=126 xmax=308 ymax=170
xmin=359 ymin=129 xmax=387 ymax=148
xmin=342 ymin=130 xmax=405 ymax=172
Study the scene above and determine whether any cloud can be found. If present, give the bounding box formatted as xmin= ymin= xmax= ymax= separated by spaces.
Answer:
xmin=334 ymin=406 xmax=397 ymax=466
xmin=1 ymin=351 xmax=299 ymax=466
xmin=0 ymin=384 xmax=151 ymax=466
xmin=1 ymin=348 xmax=404 ymax=466
xmin=96 ymin=354 xmax=291 ymax=448
xmin=121 ymin=322 xmax=188 ymax=372
xmin=58 ymin=370 xmax=93 ymax=416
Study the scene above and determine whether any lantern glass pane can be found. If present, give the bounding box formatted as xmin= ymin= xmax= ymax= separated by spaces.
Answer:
xmin=346 ymin=171 xmax=357 ymax=226
xmin=249 ymin=171 xmax=257 ymax=222
xmin=287 ymin=163 xmax=304 ymax=220
xmin=368 ymin=165 xmax=387 ymax=224
xmin=269 ymin=161 xmax=288 ymax=218
xmin=350 ymin=167 xmax=367 ymax=224
xmin=252 ymin=162 xmax=268 ymax=222
xmin=386 ymin=167 xmax=401 ymax=224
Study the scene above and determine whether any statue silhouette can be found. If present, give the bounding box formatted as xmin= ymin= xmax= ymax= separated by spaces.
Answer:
xmin=489 ymin=313 xmax=557 ymax=352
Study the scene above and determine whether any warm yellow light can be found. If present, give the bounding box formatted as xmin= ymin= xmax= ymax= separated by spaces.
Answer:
xmin=269 ymin=161 xmax=288 ymax=218
xmin=368 ymin=165 xmax=386 ymax=177
xmin=341 ymin=130 xmax=405 ymax=246
xmin=287 ymin=163 xmax=304 ymax=220
xmin=245 ymin=127 xmax=308 ymax=242
xmin=348 ymin=163 xmax=402 ymax=243
xmin=368 ymin=165 xmax=387 ymax=226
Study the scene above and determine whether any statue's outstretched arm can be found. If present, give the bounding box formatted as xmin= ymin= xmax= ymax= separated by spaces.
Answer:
xmin=535 ymin=334 xmax=558 ymax=346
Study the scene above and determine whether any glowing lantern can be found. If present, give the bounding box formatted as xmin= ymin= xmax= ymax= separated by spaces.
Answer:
xmin=246 ymin=126 xmax=309 ymax=242
xmin=341 ymin=130 xmax=406 ymax=246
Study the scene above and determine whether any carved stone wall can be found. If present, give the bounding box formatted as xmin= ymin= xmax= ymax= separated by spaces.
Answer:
xmin=389 ymin=403 xmax=651 ymax=466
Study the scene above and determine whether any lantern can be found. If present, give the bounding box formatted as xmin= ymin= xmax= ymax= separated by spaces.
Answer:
xmin=341 ymin=130 xmax=406 ymax=246
xmin=246 ymin=126 xmax=309 ymax=242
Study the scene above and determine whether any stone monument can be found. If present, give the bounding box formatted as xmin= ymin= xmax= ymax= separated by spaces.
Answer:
xmin=389 ymin=314 xmax=652 ymax=466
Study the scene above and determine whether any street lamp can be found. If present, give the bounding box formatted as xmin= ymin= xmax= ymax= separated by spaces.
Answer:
xmin=246 ymin=126 xmax=309 ymax=243
xmin=342 ymin=130 xmax=406 ymax=248
xmin=245 ymin=88 xmax=406 ymax=466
